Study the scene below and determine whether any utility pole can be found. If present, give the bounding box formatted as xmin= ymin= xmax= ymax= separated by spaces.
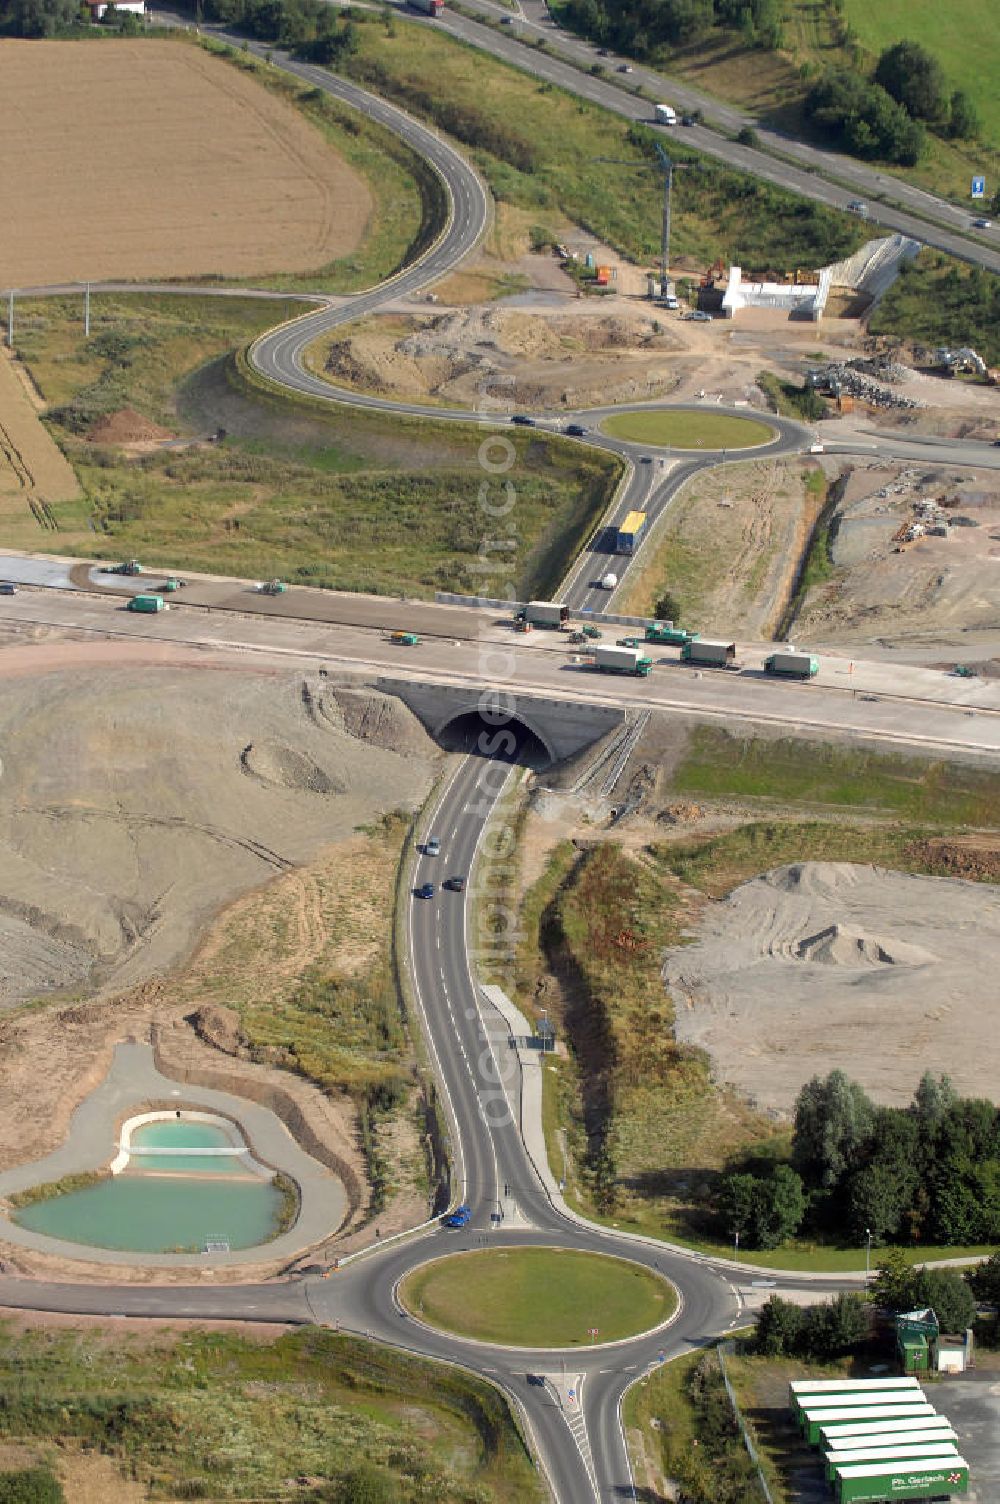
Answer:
xmin=84 ymin=283 xmax=90 ymax=338
xmin=593 ymin=146 xmax=697 ymax=295
xmin=6 ymin=291 xmax=13 ymax=350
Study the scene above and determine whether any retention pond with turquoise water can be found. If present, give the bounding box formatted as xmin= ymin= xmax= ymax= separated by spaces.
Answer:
xmin=13 ymin=1115 xmax=287 ymax=1254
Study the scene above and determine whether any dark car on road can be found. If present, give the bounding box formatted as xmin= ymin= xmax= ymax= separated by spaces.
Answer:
xmin=416 ymin=882 xmax=435 ymax=899
xmin=444 ymin=875 xmax=466 ymax=892
xmin=565 ymin=423 xmax=588 ymax=436
xmin=511 ymin=414 xmax=535 ymax=426
xmin=443 ymin=1204 xmax=471 ymax=1228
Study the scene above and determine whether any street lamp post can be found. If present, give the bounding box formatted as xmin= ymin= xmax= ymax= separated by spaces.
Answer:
xmin=865 ymin=1227 xmax=872 ymax=1285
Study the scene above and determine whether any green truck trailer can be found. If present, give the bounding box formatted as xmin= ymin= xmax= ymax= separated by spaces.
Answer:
xmin=765 ymin=649 xmax=819 ymax=679
xmin=127 ymin=594 xmax=166 ymax=613
xmin=645 ymin=621 xmax=698 ymax=646
xmin=833 ymin=1456 xmax=968 ymax=1502
xmin=801 ymin=1403 xmax=933 ymax=1445
xmin=790 ymin=1379 xmax=920 ymax=1416
xmin=825 ymin=1442 xmax=960 ymax=1483
xmin=796 ymin=1391 xmax=925 ymax=1425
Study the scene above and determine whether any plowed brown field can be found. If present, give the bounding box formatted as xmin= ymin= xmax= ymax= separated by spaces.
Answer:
xmin=0 ymin=39 xmax=372 ymax=284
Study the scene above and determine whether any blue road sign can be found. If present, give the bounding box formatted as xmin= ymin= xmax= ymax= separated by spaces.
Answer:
xmin=972 ymin=176 xmax=986 ymax=199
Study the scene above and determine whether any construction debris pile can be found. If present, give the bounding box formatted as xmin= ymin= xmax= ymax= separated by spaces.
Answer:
xmin=808 ymin=356 xmax=921 ymax=410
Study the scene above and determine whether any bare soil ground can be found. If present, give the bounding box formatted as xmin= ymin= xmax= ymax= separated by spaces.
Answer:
xmin=311 ymin=301 xmax=689 ymax=410
xmin=664 ymin=860 xmax=1000 ymax=1112
xmin=0 ymin=646 xmax=441 ymax=1278
xmin=0 ymin=40 xmax=372 ymax=284
xmin=0 ymin=660 xmax=434 ymax=1006
xmin=0 ymin=350 xmax=80 ymax=523
xmin=617 ymin=458 xmax=823 ymax=637
xmin=791 ymin=460 xmax=1000 ymax=648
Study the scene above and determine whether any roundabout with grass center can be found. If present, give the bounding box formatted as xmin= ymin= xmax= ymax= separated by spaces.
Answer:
xmin=600 ymin=409 xmax=776 ymax=450
xmin=398 ymin=1246 xmax=677 ymax=1348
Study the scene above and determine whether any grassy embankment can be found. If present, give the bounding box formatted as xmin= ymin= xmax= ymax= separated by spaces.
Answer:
xmin=513 ymin=727 xmax=1000 ymax=1270
xmin=870 ymin=249 xmax=1000 ymax=368
xmin=9 ymin=295 xmax=619 ymax=598
xmin=0 ymin=1320 xmax=544 ymax=1503
xmin=548 ymin=0 xmax=999 ymax=207
xmin=625 ymin=1345 xmax=778 ymax=1504
xmin=401 ymin=1247 xmax=676 ymax=1346
xmin=335 ymin=15 xmax=868 ymax=275
xmin=617 ymin=461 xmax=827 ymax=637
xmin=167 ymin=812 xmax=425 ymax=1217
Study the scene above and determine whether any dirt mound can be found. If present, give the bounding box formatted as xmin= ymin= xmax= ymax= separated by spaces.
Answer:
xmin=664 ymin=861 xmax=1000 ymax=1109
xmin=327 ymin=686 xmax=436 ymax=756
xmin=241 ymin=741 xmax=345 ymax=795
xmin=190 ymin=1003 xmax=245 ymax=1057
xmin=88 ymin=407 xmax=175 ymax=446
xmin=792 ymin=923 xmax=934 ymax=968
xmin=323 ymin=304 xmax=686 ymax=409
xmin=0 ymin=665 xmax=438 ymax=1006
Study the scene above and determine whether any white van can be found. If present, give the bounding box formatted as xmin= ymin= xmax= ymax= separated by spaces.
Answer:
xmin=655 ymin=104 xmax=678 ymax=125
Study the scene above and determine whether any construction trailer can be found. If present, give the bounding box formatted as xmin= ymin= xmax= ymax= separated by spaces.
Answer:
xmin=519 ymin=600 xmax=570 ymax=629
xmin=832 ymin=1455 xmax=968 ymax=1502
xmin=615 ymin=510 xmax=647 ymax=554
xmin=824 ymin=1442 xmax=961 ymax=1483
xmin=790 ymin=1378 xmax=921 ymax=1409
xmin=801 ymin=1403 xmax=934 ymax=1446
xmin=765 ymin=650 xmax=819 ymax=680
xmin=127 ymin=594 xmax=166 ymax=613
xmin=680 ymin=638 xmax=736 ymax=667
xmin=591 ymin=643 xmax=653 ymax=677
xmin=795 ymin=1389 xmax=926 ymax=1423
xmin=824 ymin=1422 xmax=957 ymax=1452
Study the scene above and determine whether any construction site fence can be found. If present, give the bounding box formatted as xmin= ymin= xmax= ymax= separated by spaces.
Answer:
xmin=435 ymin=593 xmax=656 ymax=629
xmin=718 ymin=1341 xmax=774 ymax=1504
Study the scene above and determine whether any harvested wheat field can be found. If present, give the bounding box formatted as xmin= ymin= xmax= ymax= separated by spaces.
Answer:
xmin=0 ymin=350 xmax=80 ymax=504
xmin=0 ymin=40 xmax=373 ymax=284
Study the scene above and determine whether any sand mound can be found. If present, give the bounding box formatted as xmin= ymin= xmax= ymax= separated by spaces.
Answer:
xmin=241 ymin=741 xmax=346 ymax=795
xmin=0 ymin=666 xmax=438 ymax=1006
xmin=327 ymin=686 xmax=438 ymax=756
xmin=664 ymin=861 xmax=1000 ymax=1109
xmin=88 ymin=407 xmax=175 ymax=445
xmin=792 ymin=923 xmax=934 ymax=968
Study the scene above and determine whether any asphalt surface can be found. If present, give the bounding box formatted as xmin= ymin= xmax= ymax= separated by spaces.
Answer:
xmin=1 ymin=30 xmax=996 ymax=1504
xmin=431 ymin=0 xmax=1000 ymax=274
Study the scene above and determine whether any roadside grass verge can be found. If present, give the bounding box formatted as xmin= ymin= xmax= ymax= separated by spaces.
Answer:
xmin=670 ymin=727 xmax=1000 ymax=826
xmin=600 ymin=411 xmax=775 ymax=449
xmin=400 ymin=1247 xmax=676 ymax=1346
xmin=9 ymin=295 xmax=620 ymax=598
xmin=0 ymin=1320 xmax=543 ymax=1502
xmin=869 ymin=250 xmax=1000 ymax=369
xmin=336 ymin=19 xmax=868 ymax=273
xmin=624 ymin=1345 xmax=771 ymax=1504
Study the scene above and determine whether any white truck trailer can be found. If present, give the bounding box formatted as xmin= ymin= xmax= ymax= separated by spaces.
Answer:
xmin=592 ymin=644 xmax=653 ymax=677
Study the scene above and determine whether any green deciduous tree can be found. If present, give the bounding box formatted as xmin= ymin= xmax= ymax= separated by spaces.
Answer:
xmin=912 ymin=1268 xmax=976 ymax=1335
xmin=875 ymin=39 xmax=947 ymax=124
xmin=755 ymin=1295 xmax=806 ymax=1355
xmin=793 ymin=1070 xmax=875 ymax=1190
xmin=7 ymin=0 xmax=79 ymax=35
xmin=803 ymin=1292 xmax=870 ymax=1358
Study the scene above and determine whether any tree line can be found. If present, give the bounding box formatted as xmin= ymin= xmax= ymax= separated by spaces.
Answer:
xmin=562 ymin=0 xmax=784 ymax=57
xmin=803 ymin=40 xmax=980 ymax=166
xmin=717 ymin=1069 xmax=1000 ymax=1252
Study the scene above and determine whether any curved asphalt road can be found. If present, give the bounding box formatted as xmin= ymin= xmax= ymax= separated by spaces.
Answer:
xmin=0 ymin=36 xmax=893 ymax=1504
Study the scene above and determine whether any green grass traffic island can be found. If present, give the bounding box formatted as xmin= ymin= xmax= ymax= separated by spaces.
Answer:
xmin=399 ymin=1246 xmax=677 ymax=1348
xmin=600 ymin=410 xmax=776 ymax=450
